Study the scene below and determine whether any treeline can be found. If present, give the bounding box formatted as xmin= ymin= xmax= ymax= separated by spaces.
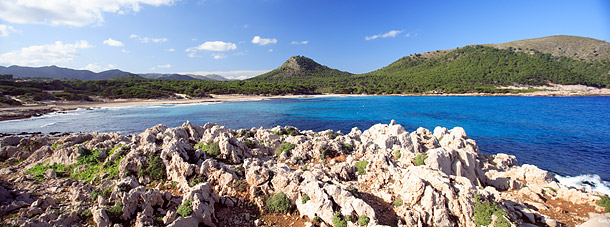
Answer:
xmin=1 ymin=45 xmax=610 ymax=105
xmin=0 ymin=79 xmax=318 ymax=104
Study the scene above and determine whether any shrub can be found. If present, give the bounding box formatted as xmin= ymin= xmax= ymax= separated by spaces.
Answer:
xmin=206 ymin=142 xmax=221 ymax=157
xmin=394 ymin=197 xmax=403 ymax=207
xmin=301 ymin=193 xmax=310 ymax=204
xmin=332 ymin=212 xmax=347 ymax=227
xmin=597 ymin=195 xmax=610 ymax=212
xmin=313 ymin=216 xmax=321 ymax=224
xmin=342 ymin=143 xmax=353 ymax=152
xmin=393 ymin=150 xmax=401 ymax=159
xmin=473 ymin=194 xmax=509 ymax=226
xmin=494 ymin=215 xmax=511 ymax=227
xmin=106 ymin=203 xmax=123 ymax=222
xmin=138 ymin=153 xmax=166 ymax=181
xmin=243 ymin=139 xmax=257 ymax=149
xmin=358 ymin=215 xmax=370 ymax=226
xmin=355 ymin=160 xmax=368 ymax=175
xmin=325 ymin=131 xmax=337 ymax=140
xmin=188 ymin=175 xmax=207 ymax=187
xmin=266 ymin=192 xmax=291 ymax=213
xmin=276 ymin=142 xmax=295 ymax=156
xmin=414 ymin=153 xmax=428 ymax=166
xmin=177 ymin=199 xmax=194 ymax=217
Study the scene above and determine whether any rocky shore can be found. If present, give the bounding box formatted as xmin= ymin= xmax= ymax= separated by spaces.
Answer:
xmin=0 ymin=121 xmax=608 ymax=227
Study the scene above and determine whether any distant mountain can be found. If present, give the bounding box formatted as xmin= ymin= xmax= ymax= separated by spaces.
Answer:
xmin=201 ymin=74 xmax=230 ymax=81
xmin=112 ymin=74 xmax=147 ymax=80
xmin=139 ymin=73 xmax=199 ymax=80
xmin=0 ymin=65 xmax=129 ymax=80
xmin=484 ymin=35 xmax=610 ymax=61
xmin=250 ymin=56 xmax=351 ymax=81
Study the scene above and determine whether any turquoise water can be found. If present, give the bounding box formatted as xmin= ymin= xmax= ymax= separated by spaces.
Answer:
xmin=1 ymin=96 xmax=609 ymax=190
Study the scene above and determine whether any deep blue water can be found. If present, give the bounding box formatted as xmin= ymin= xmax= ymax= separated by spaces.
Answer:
xmin=1 ymin=96 xmax=609 ymax=185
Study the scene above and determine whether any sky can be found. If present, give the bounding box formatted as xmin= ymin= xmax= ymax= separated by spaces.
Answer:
xmin=0 ymin=0 xmax=609 ymax=79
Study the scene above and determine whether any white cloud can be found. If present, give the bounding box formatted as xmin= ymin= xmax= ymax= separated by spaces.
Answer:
xmin=157 ymin=64 xmax=171 ymax=68
xmin=0 ymin=40 xmax=93 ymax=66
xmin=186 ymin=41 xmax=237 ymax=56
xmin=103 ymin=38 xmax=124 ymax=47
xmin=121 ymin=49 xmax=129 ymax=53
xmin=130 ymin=34 xmax=167 ymax=43
xmin=0 ymin=24 xmax=18 ymax=37
xmin=82 ymin=63 xmax=115 ymax=72
xmin=0 ymin=0 xmax=176 ymax=27
xmin=365 ymin=30 xmax=403 ymax=40
xmin=212 ymin=53 xmax=226 ymax=59
xmin=167 ymin=48 xmax=175 ymax=52
xmin=180 ymin=70 xmax=270 ymax=80
xmin=290 ymin=41 xmax=309 ymax=45
xmin=251 ymin=36 xmax=277 ymax=46
xmin=268 ymin=49 xmax=273 ymax=52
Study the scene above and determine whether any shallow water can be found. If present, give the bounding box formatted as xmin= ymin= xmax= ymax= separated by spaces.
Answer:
xmin=1 ymin=96 xmax=609 ymax=193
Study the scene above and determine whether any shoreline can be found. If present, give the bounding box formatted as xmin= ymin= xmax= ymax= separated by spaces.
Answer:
xmin=2 ymin=86 xmax=610 ymax=122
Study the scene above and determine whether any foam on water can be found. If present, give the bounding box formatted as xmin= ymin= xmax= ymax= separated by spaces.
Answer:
xmin=556 ymin=174 xmax=610 ymax=196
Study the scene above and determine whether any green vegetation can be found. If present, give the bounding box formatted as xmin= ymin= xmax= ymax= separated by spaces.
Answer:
xmin=358 ymin=215 xmax=370 ymax=226
xmin=393 ymin=150 xmax=401 ymax=159
xmin=266 ymin=192 xmax=291 ymax=214
xmin=273 ymin=127 xmax=299 ymax=136
xmin=301 ymin=193 xmax=310 ymax=204
xmin=277 ymin=142 xmax=295 ymax=156
xmin=342 ymin=143 xmax=353 ymax=152
xmin=473 ymin=194 xmax=510 ymax=227
xmin=313 ymin=216 xmax=321 ymax=224
xmin=414 ymin=153 xmax=428 ymax=166
xmin=355 ymin=160 xmax=368 ymax=175
xmin=91 ymin=185 xmax=114 ymax=202
xmin=597 ymin=195 xmax=610 ymax=212
xmin=332 ymin=212 xmax=348 ymax=227
xmin=106 ymin=203 xmax=123 ymax=222
xmin=26 ymin=146 xmax=127 ymax=183
xmin=138 ymin=153 xmax=166 ymax=181
xmin=176 ymin=199 xmax=193 ymax=217
xmin=197 ymin=141 xmax=221 ymax=157
xmin=188 ymin=175 xmax=207 ymax=187
xmin=394 ymin=197 xmax=403 ymax=207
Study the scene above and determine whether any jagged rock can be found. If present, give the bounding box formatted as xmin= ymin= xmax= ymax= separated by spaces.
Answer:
xmin=578 ymin=213 xmax=610 ymax=227
xmin=246 ymin=166 xmax=270 ymax=186
xmin=92 ymin=207 xmax=111 ymax=227
xmin=167 ymin=216 xmax=199 ymax=227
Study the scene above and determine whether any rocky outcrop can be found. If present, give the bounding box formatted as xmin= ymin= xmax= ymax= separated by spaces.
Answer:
xmin=0 ymin=121 xmax=607 ymax=227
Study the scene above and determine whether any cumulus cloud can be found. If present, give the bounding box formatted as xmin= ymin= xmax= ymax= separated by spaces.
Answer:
xmin=365 ymin=30 xmax=403 ymax=40
xmin=212 ymin=53 xmax=226 ymax=59
xmin=0 ymin=0 xmax=176 ymax=26
xmin=0 ymin=40 xmax=93 ymax=66
xmin=103 ymin=38 xmax=124 ymax=47
xmin=0 ymin=24 xmax=18 ymax=37
xmin=157 ymin=64 xmax=171 ymax=68
xmin=290 ymin=41 xmax=309 ymax=45
xmin=167 ymin=48 xmax=175 ymax=52
xmin=82 ymin=63 xmax=115 ymax=72
xmin=251 ymin=36 xmax=277 ymax=46
xmin=130 ymin=34 xmax=167 ymax=43
xmin=186 ymin=41 xmax=237 ymax=58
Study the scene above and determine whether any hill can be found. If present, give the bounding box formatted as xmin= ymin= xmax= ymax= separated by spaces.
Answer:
xmin=484 ymin=35 xmax=610 ymax=61
xmin=139 ymin=73 xmax=199 ymax=80
xmin=250 ymin=56 xmax=352 ymax=82
xmin=0 ymin=65 xmax=129 ymax=80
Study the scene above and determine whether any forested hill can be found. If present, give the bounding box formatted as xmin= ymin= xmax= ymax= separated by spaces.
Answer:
xmin=250 ymin=56 xmax=352 ymax=82
xmin=361 ymin=45 xmax=610 ymax=92
xmin=247 ymin=36 xmax=610 ymax=93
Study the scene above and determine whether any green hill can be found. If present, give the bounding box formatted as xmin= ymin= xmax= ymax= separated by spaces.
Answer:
xmin=250 ymin=56 xmax=352 ymax=82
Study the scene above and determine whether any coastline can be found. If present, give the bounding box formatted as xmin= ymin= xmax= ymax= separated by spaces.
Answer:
xmin=2 ymin=84 xmax=609 ymax=122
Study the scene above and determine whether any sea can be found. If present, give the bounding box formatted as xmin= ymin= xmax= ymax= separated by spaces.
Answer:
xmin=1 ymin=96 xmax=609 ymax=195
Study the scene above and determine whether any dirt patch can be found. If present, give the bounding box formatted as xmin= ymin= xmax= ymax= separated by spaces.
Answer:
xmin=260 ymin=213 xmax=310 ymax=227
xmin=537 ymin=196 xmax=598 ymax=226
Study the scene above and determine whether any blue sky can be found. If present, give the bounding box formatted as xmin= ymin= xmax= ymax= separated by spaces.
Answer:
xmin=1 ymin=0 xmax=609 ymax=79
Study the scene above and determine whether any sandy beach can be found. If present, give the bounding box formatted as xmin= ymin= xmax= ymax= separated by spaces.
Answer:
xmin=2 ymin=84 xmax=609 ymax=122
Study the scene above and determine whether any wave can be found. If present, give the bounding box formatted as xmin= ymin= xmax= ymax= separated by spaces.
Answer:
xmin=555 ymin=174 xmax=610 ymax=196
xmin=40 ymin=122 xmax=57 ymax=128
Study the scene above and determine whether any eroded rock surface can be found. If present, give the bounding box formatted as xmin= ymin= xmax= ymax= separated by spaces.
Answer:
xmin=0 ymin=121 xmax=607 ymax=226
